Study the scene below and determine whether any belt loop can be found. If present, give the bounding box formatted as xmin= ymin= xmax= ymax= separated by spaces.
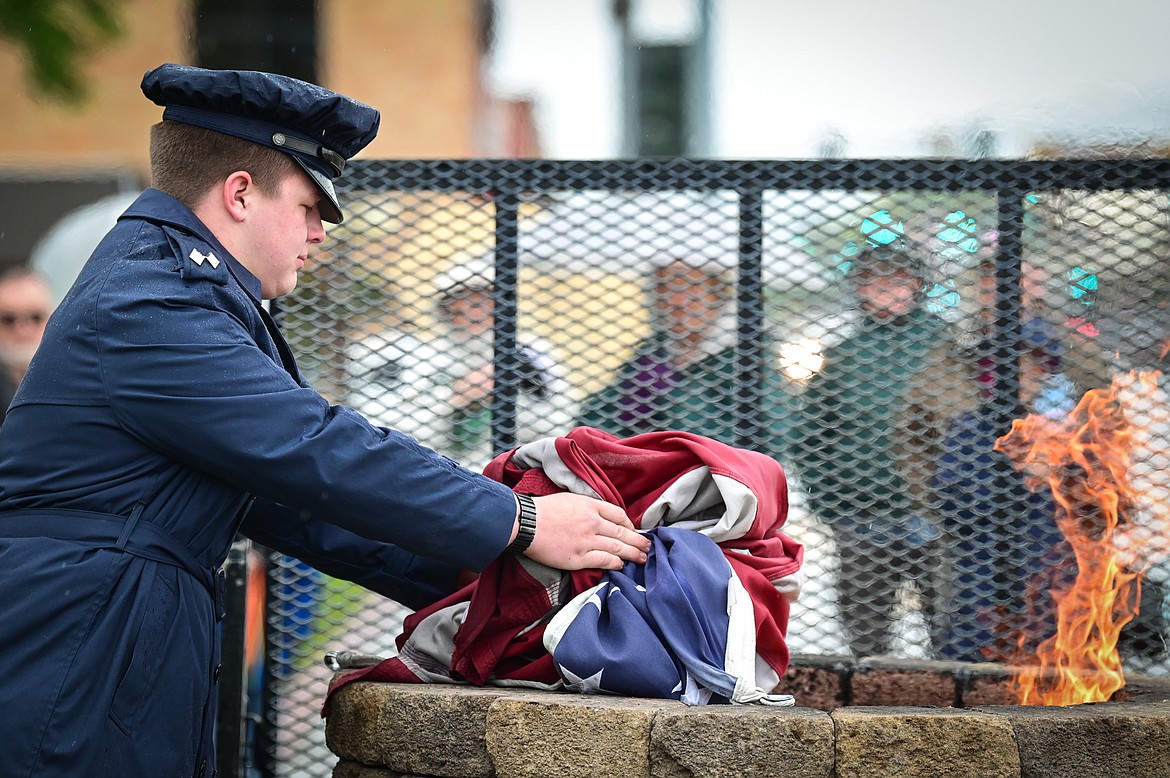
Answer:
xmin=116 ymin=501 xmax=146 ymax=550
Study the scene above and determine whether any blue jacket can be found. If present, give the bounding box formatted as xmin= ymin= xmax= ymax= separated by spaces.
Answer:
xmin=0 ymin=189 xmax=517 ymax=777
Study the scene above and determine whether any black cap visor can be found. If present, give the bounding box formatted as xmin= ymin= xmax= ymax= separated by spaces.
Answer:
xmin=293 ymin=157 xmax=343 ymax=224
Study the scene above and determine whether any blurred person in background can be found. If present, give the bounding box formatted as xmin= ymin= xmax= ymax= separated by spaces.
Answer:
xmin=0 ymin=267 xmax=52 ymax=423
xmin=348 ymin=254 xmax=576 ymax=472
xmin=933 ymin=313 xmax=1079 ymax=662
xmin=578 ymin=256 xmax=787 ymax=454
xmin=787 ymin=242 xmax=973 ymax=658
xmin=975 ymin=236 xmax=1112 ymax=393
xmin=1111 ymin=364 xmax=1170 ymax=665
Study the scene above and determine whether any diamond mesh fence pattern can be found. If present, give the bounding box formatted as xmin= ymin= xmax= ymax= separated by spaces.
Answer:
xmin=253 ymin=159 xmax=1170 ymax=776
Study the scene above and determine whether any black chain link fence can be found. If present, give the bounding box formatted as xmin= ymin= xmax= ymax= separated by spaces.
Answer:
xmin=244 ymin=158 xmax=1170 ymax=776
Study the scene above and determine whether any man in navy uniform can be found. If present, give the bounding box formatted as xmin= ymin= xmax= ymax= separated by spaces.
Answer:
xmin=0 ymin=64 xmax=649 ymax=777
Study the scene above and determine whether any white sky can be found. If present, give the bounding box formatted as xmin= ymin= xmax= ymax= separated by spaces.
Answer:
xmin=487 ymin=0 xmax=1170 ymax=158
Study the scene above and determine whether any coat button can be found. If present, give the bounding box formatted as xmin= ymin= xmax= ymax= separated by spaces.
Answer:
xmin=213 ymin=664 xmax=222 ymax=684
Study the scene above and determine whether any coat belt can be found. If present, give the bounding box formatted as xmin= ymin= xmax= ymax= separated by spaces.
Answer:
xmin=0 ymin=507 xmax=226 ymax=619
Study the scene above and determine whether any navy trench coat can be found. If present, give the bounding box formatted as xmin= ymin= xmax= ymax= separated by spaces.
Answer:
xmin=0 ymin=189 xmax=517 ymax=777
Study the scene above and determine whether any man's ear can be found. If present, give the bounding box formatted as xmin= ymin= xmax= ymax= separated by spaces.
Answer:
xmin=222 ymin=171 xmax=254 ymax=223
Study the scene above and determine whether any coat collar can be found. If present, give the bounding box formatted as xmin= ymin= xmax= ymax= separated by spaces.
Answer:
xmin=121 ymin=188 xmax=264 ymax=301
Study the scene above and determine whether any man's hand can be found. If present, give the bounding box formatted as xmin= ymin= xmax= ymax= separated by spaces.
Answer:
xmin=520 ymin=492 xmax=650 ymax=570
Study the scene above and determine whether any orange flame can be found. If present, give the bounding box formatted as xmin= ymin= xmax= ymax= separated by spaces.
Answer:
xmin=994 ymin=371 xmax=1162 ymax=705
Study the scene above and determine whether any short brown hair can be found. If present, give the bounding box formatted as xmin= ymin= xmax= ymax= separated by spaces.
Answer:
xmin=148 ymin=121 xmax=299 ymax=209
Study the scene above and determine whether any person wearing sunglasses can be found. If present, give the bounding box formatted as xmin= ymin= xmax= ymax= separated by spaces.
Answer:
xmin=0 ymin=266 xmax=51 ymax=424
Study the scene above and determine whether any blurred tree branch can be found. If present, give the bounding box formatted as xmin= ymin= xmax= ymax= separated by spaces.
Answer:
xmin=0 ymin=0 xmax=124 ymax=104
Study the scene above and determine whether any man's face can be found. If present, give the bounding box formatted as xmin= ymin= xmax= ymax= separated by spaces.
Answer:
xmin=654 ymin=263 xmax=726 ymax=341
xmin=856 ymin=267 xmax=921 ymax=321
xmin=443 ymin=288 xmax=494 ymax=338
xmin=0 ymin=274 xmax=51 ymax=371
xmin=238 ymin=169 xmax=327 ymax=299
xmin=1021 ymin=263 xmax=1052 ymax=310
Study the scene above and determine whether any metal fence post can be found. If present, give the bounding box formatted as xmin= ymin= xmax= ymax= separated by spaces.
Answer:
xmin=736 ymin=187 xmax=765 ymax=449
xmin=216 ymin=536 xmax=252 ymax=778
xmin=492 ymin=187 xmax=522 ymax=458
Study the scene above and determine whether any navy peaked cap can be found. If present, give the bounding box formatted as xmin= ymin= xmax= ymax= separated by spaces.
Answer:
xmin=141 ymin=63 xmax=380 ymax=223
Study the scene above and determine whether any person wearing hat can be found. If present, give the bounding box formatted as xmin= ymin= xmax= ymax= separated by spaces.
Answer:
xmin=348 ymin=254 xmax=577 ymax=472
xmin=931 ymin=258 xmax=1082 ymax=662
xmin=0 ymin=64 xmax=648 ymax=777
xmin=786 ymin=241 xmax=973 ymax=659
xmin=931 ymin=319 xmax=1079 ymax=662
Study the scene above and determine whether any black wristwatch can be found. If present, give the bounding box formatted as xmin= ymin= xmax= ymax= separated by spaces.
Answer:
xmin=507 ymin=493 xmax=538 ymax=554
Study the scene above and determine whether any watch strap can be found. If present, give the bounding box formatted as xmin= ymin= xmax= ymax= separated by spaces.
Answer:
xmin=507 ymin=492 xmax=537 ymax=555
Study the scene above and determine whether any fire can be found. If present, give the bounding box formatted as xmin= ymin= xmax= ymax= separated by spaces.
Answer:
xmin=994 ymin=370 xmax=1164 ymax=706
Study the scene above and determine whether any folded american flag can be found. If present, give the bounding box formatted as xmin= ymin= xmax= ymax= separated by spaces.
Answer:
xmin=324 ymin=427 xmax=803 ymax=711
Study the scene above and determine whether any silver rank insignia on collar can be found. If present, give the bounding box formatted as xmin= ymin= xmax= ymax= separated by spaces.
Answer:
xmin=178 ymin=237 xmax=227 ymax=285
xmin=189 ymin=248 xmax=221 ymax=269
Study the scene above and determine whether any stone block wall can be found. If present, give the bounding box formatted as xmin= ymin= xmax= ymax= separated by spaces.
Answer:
xmin=324 ymin=656 xmax=1170 ymax=778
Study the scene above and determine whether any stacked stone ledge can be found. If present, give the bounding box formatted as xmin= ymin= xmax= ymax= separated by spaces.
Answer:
xmin=325 ymin=655 xmax=1170 ymax=778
